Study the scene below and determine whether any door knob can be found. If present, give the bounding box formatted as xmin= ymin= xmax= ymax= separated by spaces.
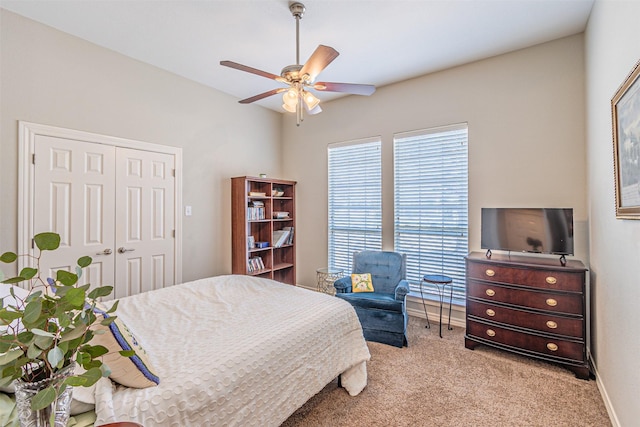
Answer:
xmin=96 ymin=248 xmax=112 ymax=255
xmin=118 ymin=247 xmax=135 ymax=254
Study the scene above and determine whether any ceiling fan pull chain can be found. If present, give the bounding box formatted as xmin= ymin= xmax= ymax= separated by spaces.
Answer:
xmin=300 ymin=96 xmax=304 ymax=124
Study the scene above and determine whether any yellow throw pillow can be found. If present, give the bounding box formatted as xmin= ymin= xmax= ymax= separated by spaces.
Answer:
xmin=351 ymin=273 xmax=375 ymax=293
xmin=91 ymin=304 xmax=160 ymax=388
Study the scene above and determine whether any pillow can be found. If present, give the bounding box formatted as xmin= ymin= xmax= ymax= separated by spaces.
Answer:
xmin=69 ymin=363 xmax=97 ymax=415
xmin=351 ymin=273 xmax=374 ymax=293
xmin=91 ymin=304 xmax=160 ymax=388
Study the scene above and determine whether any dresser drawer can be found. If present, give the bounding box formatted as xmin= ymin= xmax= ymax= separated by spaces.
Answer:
xmin=466 ymin=300 xmax=583 ymax=338
xmin=467 ymin=319 xmax=584 ymax=362
xmin=466 ymin=261 xmax=583 ymax=292
xmin=467 ymin=280 xmax=583 ymax=315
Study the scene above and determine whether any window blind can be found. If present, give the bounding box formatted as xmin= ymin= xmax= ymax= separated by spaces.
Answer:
xmin=328 ymin=138 xmax=382 ymax=273
xmin=393 ymin=124 xmax=469 ymax=303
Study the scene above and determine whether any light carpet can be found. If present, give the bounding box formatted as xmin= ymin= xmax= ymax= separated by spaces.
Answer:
xmin=282 ymin=316 xmax=610 ymax=427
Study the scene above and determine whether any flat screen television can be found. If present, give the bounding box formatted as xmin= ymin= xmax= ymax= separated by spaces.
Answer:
xmin=481 ymin=208 xmax=574 ymax=256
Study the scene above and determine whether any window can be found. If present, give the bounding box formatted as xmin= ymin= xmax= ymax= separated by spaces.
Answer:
xmin=393 ymin=124 xmax=468 ymax=303
xmin=328 ymin=137 xmax=382 ymax=273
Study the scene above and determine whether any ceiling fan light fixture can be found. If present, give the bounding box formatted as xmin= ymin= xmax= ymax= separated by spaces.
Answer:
xmin=282 ymin=102 xmax=297 ymax=113
xmin=306 ymin=104 xmax=322 ymax=115
xmin=283 ymin=88 xmax=299 ymax=107
xmin=302 ymin=90 xmax=320 ymax=110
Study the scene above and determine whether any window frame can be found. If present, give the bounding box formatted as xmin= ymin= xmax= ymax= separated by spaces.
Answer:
xmin=327 ymin=137 xmax=383 ymax=274
xmin=393 ymin=123 xmax=469 ymax=304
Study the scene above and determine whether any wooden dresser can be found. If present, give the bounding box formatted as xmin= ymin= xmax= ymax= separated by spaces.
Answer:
xmin=464 ymin=252 xmax=589 ymax=379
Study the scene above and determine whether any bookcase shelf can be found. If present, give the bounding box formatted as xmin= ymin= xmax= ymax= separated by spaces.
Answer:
xmin=273 ymin=262 xmax=294 ymax=271
xmin=231 ymin=176 xmax=296 ymax=285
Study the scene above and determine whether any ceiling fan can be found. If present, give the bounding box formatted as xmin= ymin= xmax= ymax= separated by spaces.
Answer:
xmin=220 ymin=1 xmax=376 ymax=126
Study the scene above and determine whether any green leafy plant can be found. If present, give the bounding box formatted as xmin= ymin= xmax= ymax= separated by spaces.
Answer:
xmin=0 ymin=232 xmax=119 ymax=411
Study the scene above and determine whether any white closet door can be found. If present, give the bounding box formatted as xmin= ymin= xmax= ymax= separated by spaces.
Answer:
xmin=33 ymin=135 xmax=116 ymax=291
xmin=114 ymin=147 xmax=175 ymax=298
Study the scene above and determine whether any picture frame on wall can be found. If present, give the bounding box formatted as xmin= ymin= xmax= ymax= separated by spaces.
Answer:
xmin=612 ymin=59 xmax=640 ymax=219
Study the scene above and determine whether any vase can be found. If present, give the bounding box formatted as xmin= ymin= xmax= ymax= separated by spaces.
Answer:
xmin=13 ymin=362 xmax=75 ymax=427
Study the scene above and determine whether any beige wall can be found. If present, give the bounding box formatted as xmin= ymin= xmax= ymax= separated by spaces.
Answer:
xmin=0 ymin=10 xmax=282 ymax=281
xmin=585 ymin=1 xmax=640 ymax=425
xmin=283 ymin=34 xmax=588 ymax=292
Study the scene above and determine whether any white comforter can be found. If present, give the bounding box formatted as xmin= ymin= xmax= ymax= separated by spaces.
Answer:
xmin=90 ymin=275 xmax=370 ymax=426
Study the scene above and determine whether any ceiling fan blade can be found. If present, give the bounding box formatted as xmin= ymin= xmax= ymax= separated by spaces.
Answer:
xmin=220 ymin=60 xmax=282 ymax=81
xmin=300 ymin=45 xmax=339 ymax=82
xmin=313 ymin=82 xmax=376 ymax=96
xmin=238 ymin=88 xmax=287 ymax=104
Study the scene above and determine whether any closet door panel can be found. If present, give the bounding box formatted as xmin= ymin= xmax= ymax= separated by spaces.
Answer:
xmin=114 ymin=147 xmax=175 ymax=298
xmin=33 ymin=135 xmax=116 ymax=291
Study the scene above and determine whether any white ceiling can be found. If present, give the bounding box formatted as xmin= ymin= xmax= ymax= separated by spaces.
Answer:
xmin=1 ymin=0 xmax=594 ymax=112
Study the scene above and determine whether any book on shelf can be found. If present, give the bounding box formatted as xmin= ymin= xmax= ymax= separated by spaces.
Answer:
xmin=272 ymin=230 xmax=290 ymax=247
xmin=273 ymin=227 xmax=294 ymax=247
xmin=272 ymin=211 xmax=290 ymax=219
xmin=248 ymin=191 xmax=266 ymax=197
xmin=247 ymin=256 xmax=265 ymax=273
xmin=247 ymin=205 xmax=265 ymax=220
xmin=282 ymin=226 xmax=294 ymax=245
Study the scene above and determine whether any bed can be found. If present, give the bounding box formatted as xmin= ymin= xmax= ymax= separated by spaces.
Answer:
xmin=72 ymin=274 xmax=371 ymax=426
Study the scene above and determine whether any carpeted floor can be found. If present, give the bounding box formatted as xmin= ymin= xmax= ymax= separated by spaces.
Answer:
xmin=282 ymin=316 xmax=611 ymax=427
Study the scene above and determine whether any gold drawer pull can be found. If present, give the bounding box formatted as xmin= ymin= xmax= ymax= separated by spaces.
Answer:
xmin=546 ymin=276 xmax=557 ymax=285
xmin=546 ymin=320 xmax=558 ymax=329
xmin=546 ymin=298 xmax=558 ymax=307
xmin=547 ymin=343 xmax=559 ymax=352
xmin=485 ymin=269 xmax=495 ymax=277
xmin=486 ymin=329 xmax=496 ymax=337
xmin=486 ymin=309 xmax=496 ymax=317
xmin=485 ymin=289 xmax=496 ymax=297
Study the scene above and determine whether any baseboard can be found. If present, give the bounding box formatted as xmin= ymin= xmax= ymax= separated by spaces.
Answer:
xmin=406 ymin=304 xmax=466 ymax=328
xmin=406 ymin=293 xmax=466 ymax=328
xmin=590 ymin=350 xmax=621 ymax=427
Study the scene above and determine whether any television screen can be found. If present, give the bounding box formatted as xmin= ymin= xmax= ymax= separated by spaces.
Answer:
xmin=481 ymin=208 xmax=574 ymax=255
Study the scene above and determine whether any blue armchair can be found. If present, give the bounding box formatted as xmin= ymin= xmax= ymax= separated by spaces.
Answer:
xmin=334 ymin=251 xmax=410 ymax=348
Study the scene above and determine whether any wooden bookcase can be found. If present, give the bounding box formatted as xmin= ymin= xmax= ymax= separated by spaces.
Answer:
xmin=231 ymin=176 xmax=296 ymax=285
